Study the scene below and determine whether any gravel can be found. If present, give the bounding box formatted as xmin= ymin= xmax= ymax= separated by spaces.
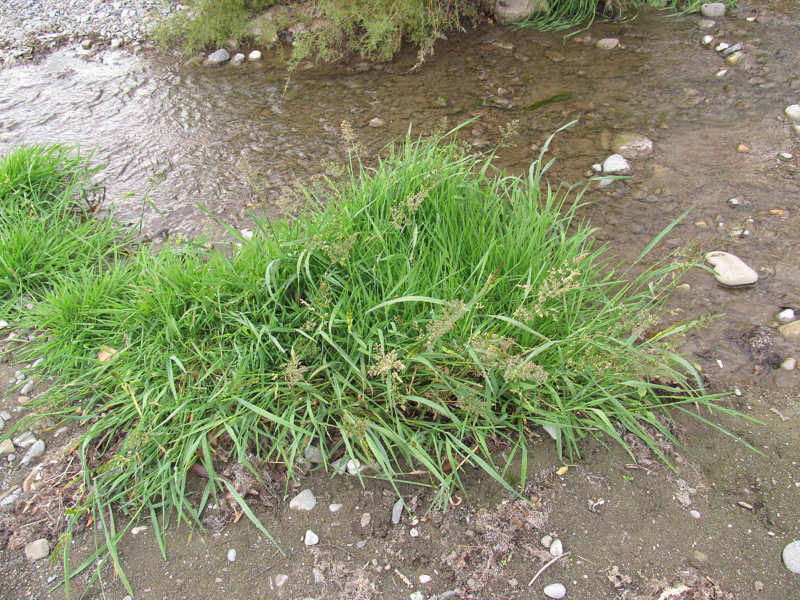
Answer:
xmin=0 ymin=0 xmax=177 ymax=66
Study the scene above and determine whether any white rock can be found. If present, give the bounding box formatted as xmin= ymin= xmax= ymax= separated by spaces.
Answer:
xmin=690 ymin=510 xmax=702 ymax=519
xmin=785 ymin=105 xmax=800 ymax=122
xmin=714 ymin=42 xmax=729 ymax=52
xmin=347 ymin=459 xmax=366 ymax=475
xmin=20 ymin=440 xmax=45 ymax=466
xmin=110 ymin=38 xmax=123 ymax=49
xmin=779 ymin=152 xmax=794 ymax=161
xmin=410 ymin=593 xmax=424 ymax=600
xmin=24 ymin=538 xmax=50 ymax=560
xmin=543 ymin=583 xmax=567 ymax=599
xmin=701 ymin=2 xmax=726 ymax=18
xmin=329 ymin=503 xmax=343 ymax=512
xmin=13 ymin=431 xmax=36 ymax=449
xmin=705 ymin=251 xmax=758 ymax=287
xmin=369 ymin=117 xmax=386 ymax=128
xmin=231 ymin=53 xmax=245 ymax=66
xmin=275 ymin=574 xmax=288 ymax=587
xmin=777 ymin=308 xmax=796 ymax=323
xmin=701 ymin=35 xmax=714 ymax=45
xmin=248 ymin=50 xmax=262 ymax=61
xmin=783 ymin=540 xmax=800 ymax=574
xmin=0 ymin=410 xmax=12 ymax=421
xmin=715 ymin=69 xmax=728 ymax=77
xmin=542 ymin=425 xmax=558 ymax=440
xmin=419 ymin=575 xmax=432 ymax=584
xmin=131 ymin=526 xmax=147 ymax=535
xmin=20 ymin=380 xmax=34 ymax=395
xmin=391 ymin=499 xmax=404 ymax=524
xmin=304 ymin=529 xmax=319 ymax=546
xmin=289 ymin=489 xmax=316 ymax=511
xmin=591 ymin=163 xmax=602 ymax=173
xmin=781 ymin=358 xmax=797 ymax=371
xmin=361 ymin=513 xmax=371 ymax=527
xmin=227 ymin=548 xmax=237 ymax=562
xmin=81 ymin=39 xmax=92 ymax=49
xmin=602 ymin=154 xmax=632 ymax=175
xmin=596 ymin=38 xmax=619 ymax=51
xmin=549 ymin=538 xmax=564 ymax=556
xmin=541 ymin=534 xmax=553 ymax=548
xmin=304 ymin=445 xmax=324 ymax=463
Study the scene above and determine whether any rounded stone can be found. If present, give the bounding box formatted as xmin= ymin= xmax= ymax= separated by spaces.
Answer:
xmin=596 ymin=38 xmax=619 ymax=51
xmin=690 ymin=510 xmax=701 ymax=519
xmin=369 ymin=117 xmax=386 ymax=128
xmin=783 ymin=541 xmax=800 ymax=574
xmin=248 ymin=50 xmax=262 ymax=61
xmin=205 ymin=48 xmax=230 ymax=67
xmin=704 ymin=251 xmax=758 ymax=287
xmin=781 ymin=358 xmax=797 ymax=371
xmin=227 ymin=548 xmax=237 ymax=562
xmin=785 ymin=105 xmax=800 ymax=122
xmin=231 ymin=53 xmax=245 ymax=66
xmin=541 ymin=534 xmax=553 ymax=548
xmin=543 ymin=583 xmax=567 ymax=599
xmin=697 ymin=19 xmax=716 ymax=29
xmin=304 ymin=529 xmax=319 ymax=546
xmin=602 ymin=154 xmax=632 ymax=175
xmin=777 ymin=308 xmax=796 ymax=323
xmin=610 ymin=132 xmax=654 ymax=159
xmin=701 ymin=2 xmax=726 ymax=18
xmin=549 ymin=538 xmax=564 ymax=556
xmin=778 ymin=321 xmax=800 ymax=341
xmin=24 ymin=538 xmax=50 ymax=560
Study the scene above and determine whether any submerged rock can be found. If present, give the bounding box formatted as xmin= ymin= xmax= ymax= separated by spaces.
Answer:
xmin=785 ymin=104 xmax=800 ymax=122
xmin=705 ymin=251 xmax=758 ymax=287
xmin=778 ymin=321 xmax=800 ymax=341
xmin=596 ymin=38 xmax=619 ymax=51
xmin=205 ymin=48 xmax=230 ymax=67
xmin=231 ymin=53 xmax=245 ymax=66
xmin=611 ymin=133 xmax=654 ymax=158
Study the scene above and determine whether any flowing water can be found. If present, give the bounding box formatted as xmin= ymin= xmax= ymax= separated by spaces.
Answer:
xmin=1 ymin=0 xmax=799 ymax=381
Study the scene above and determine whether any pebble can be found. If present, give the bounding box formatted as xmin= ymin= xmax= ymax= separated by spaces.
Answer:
xmin=231 ymin=53 xmax=245 ymax=66
xmin=781 ymin=358 xmax=797 ymax=371
xmin=20 ymin=440 xmax=45 ymax=466
xmin=0 ymin=411 xmax=11 ymax=421
xmin=785 ymin=105 xmax=800 ymax=122
xmin=701 ymin=2 xmax=726 ymax=18
xmin=369 ymin=117 xmax=386 ymax=128
xmin=541 ymin=534 xmax=553 ymax=548
xmin=131 ymin=526 xmax=147 ymax=535
xmin=205 ymin=48 xmax=230 ymax=67
xmin=778 ymin=321 xmax=800 ymax=341
xmin=289 ymin=489 xmax=316 ymax=511
xmin=0 ymin=320 xmax=7 ymax=327
xmin=690 ymin=510 xmax=702 ymax=519
xmin=610 ymin=132 xmax=654 ymax=158
xmin=275 ymin=574 xmax=288 ymax=587
xmin=20 ymin=380 xmax=35 ymax=395
xmin=419 ymin=575 xmax=432 ymax=584
xmin=601 ymin=154 xmax=632 ymax=175
xmin=542 ymin=425 xmax=558 ymax=440
xmin=304 ymin=445 xmax=324 ymax=463
xmin=13 ymin=431 xmax=36 ymax=449
xmin=110 ymin=38 xmax=123 ymax=49
xmin=714 ymin=42 xmax=729 ymax=52
xmin=227 ymin=548 xmax=237 ymax=562
xmin=304 ymin=529 xmax=319 ymax=546
xmin=248 ymin=50 xmax=262 ymax=61
xmin=543 ymin=583 xmax=567 ymax=599
xmin=779 ymin=152 xmax=794 ymax=161
xmin=80 ymin=39 xmax=92 ymax=49
xmin=697 ymin=19 xmax=716 ymax=29
xmin=410 ymin=527 xmax=419 ymax=537
xmin=549 ymin=538 xmax=564 ymax=557
xmin=346 ymin=458 xmax=365 ymax=475
xmin=783 ymin=541 xmax=800 ymax=574
xmin=777 ymin=308 xmax=796 ymax=323
xmin=24 ymin=538 xmax=50 ymax=560
xmin=391 ymin=499 xmax=404 ymax=524
xmin=329 ymin=503 xmax=343 ymax=512
xmin=361 ymin=513 xmax=371 ymax=527
xmin=596 ymin=38 xmax=619 ymax=51
xmin=544 ymin=50 xmax=565 ymax=63
xmin=704 ymin=251 xmax=758 ymax=287
xmin=410 ymin=593 xmax=424 ymax=600
xmin=17 ymin=396 xmax=30 ymax=405
xmin=701 ymin=35 xmax=714 ymax=45
xmin=356 ymin=540 xmax=367 ymax=548
xmin=313 ymin=567 xmax=325 ymax=583
xmin=728 ymin=197 xmax=741 ymax=206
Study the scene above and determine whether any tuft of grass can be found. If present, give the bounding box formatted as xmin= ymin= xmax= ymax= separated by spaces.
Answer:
xmin=1 ymin=128 xmax=736 ymax=595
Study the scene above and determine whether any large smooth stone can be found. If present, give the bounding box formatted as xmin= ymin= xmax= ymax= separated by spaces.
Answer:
xmin=783 ymin=540 xmax=800 ymax=574
xmin=289 ymin=489 xmax=317 ymax=511
xmin=778 ymin=321 xmax=800 ymax=341
xmin=611 ymin=133 xmax=654 ymax=158
xmin=205 ymin=48 xmax=230 ymax=67
xmin=705 ymin=251 xmax=758 ymax=287
xmin=602 ymin=154 xmax=632 ymax=175
xmin=701 ymin=2 xmax=726 ymax=18
xmin=24 ymin=538 xmax=50 ymax=560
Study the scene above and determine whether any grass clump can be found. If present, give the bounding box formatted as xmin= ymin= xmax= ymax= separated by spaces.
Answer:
xmin=2 ymin=128 xmax=727 ymax=594
xmin=518 ymin=0 xmax=736 ymax=32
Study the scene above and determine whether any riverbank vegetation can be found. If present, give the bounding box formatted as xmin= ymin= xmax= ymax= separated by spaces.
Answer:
xmin=0 ymin=129 xmax=728 ymax=592
xmin=158 ymin=0 xmax=731 ymax=64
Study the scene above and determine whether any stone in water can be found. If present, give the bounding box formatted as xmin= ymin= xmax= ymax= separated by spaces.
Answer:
xmin=704 ymin=251 xmax=758 ymax=287
xmin=543 ymin=583 xmax=567 ymax=599
xmin=596 ymin=38 xmax=619 ymax=51
xmin=610 ymin=133 xmax=654 ymax=159
xmin=602 ymin=154 xmax=632 ymax=175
